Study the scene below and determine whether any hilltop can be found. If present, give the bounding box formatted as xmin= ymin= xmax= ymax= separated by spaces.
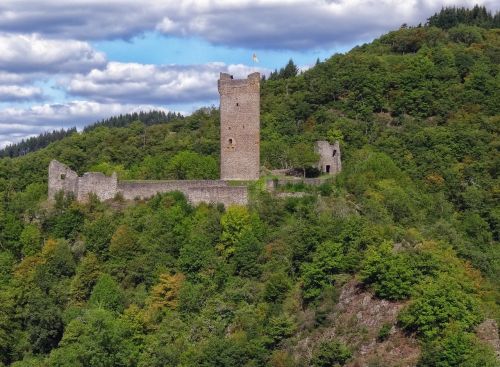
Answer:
xmin=0 ymin=7 xmax=499 ymax=366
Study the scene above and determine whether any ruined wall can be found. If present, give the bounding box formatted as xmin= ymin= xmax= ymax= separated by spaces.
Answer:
xmin=117 ymin=180 xmax=246 ymax=206
xmin=266 ymin=177 xmax=330 ymax=191
xmin=315 ymin=140 xmax=342 ymax=175
xmin=48 ymin=160 xmax=79 ymax=199
xmin=187 ymin=186 xmax=248 ymax=206
xmin=219 ymin=72 xmax=260 ymax=180
xmin=117 ymin=180 xmax=227 ymax=200
xmin=48 ymin=160 xmax=248 ymax=206
xmin=78 ymin=172 xmax=117 ymax=202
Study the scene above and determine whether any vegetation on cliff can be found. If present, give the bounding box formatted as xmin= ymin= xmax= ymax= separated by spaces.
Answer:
xmin=0 ymin=7 xmax=499 ymax=367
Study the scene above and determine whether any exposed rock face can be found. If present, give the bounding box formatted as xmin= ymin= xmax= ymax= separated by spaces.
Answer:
xmin=476 ymin=319 xmax=500 ymax=360
xmin=293 ymin=279 xmax=420 ymax=367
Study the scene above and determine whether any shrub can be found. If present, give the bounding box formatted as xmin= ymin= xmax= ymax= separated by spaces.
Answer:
xmin=311 ymin=340 xmax=352 ymax=367
xmin=264 ymin=272 xmax=292 ymax=303
xmin=377 ymin=323 xmax=392 ymax=342
xmin=418 ymin=325 xmax=498 ymax=367
xmin=398 ymin=275 xmax=482 ymax=340
xmin=360 ymin=242 xmax=416 ymax=300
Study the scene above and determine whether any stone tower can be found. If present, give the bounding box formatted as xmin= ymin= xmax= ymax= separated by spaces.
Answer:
xmin=218 ymin=72 xmax=260 ymax=180
xmin=315 ymin=140 xmax=342 ymax=175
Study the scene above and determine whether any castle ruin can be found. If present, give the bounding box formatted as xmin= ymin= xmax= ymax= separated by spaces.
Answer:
xmin=315 ymin=140 xmax=342 ymax=175
xmin=48 ymin=72 xmax=260 ymax=206
xmin=48 ymin=72 xmax=342 ymax=206
xmin=219 ymin=72 xmax=260 ymax=180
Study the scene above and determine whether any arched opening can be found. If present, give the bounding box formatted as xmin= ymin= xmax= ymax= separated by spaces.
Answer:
xmin=332 ymin=149 xmax=337 ymax=157
xmin=228 ymin=138 xmax=233 ymax=145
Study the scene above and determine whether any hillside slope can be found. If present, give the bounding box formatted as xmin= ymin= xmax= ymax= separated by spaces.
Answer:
xmin=0 ymin=8 xmax=499 ymax=367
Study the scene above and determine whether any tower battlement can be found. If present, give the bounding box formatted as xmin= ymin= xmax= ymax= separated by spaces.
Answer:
xmin=219 ymin=72 xmax=260 ymax=180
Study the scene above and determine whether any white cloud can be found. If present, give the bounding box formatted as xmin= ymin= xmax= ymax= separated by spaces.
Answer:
xmin=1 ymin=1 xmax=498 ymax=49
xmin=0 ymin=85 xmax=43 ymax=101
xmin=0 ymin=33 xmax=106 ymax=73
xmin=0 ymin=71 xmax=33 ymax=84
xmin=64 ymin=62 xmax=267 ymax=104
xmin=0 ymin=100 xmax=167 ymax=126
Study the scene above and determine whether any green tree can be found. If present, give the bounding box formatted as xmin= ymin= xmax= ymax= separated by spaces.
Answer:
xmin=398 ymin=274 xmax=482 ymax=340
xmin=360 ymin=242 xmax=416 ymax=300
xmin=20 ymin=225 xmax=42 ymax=257
xmin=166 ymin=151 xmax=218 ymax=179
xmin=89 ymin=274 xmax=125 ymax=313
xmin=419 ymin=325 xmax=498 ymax=367
xmin=70 ymin=253 xmax=101 ymax=303
xmin=288 ymin=143 xmax=319 ymax=177
xmin=47 ymin=308 xmax=141 ymax=367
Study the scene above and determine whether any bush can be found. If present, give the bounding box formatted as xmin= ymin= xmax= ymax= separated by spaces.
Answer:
xmin=264 ymin=272 xmax=292 ymax=303
xmin=418 ymin=325 xmax=498 ymax=367
xmin=398 ymin=275 xmax=482 ymax=340
xmin=449 ymin=25 xmax=483 ymax=45
xmin=377 ymin=323 xmax=392 ymax=342
xmin=311 ymin=340 xmax=352 ymax=367
xmin=301 ymin=241 xmax=344 ymax=303
xmin=360 ymin=242 xmax=416 ymax=300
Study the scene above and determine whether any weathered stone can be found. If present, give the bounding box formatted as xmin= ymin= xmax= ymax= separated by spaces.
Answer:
xmin=219 ymin=72 xmax=260 ymax=180
xmin=315 ymin=140 xmax=342 ymax=175
xmin=48 ymin=161 xmax=248 ymax=206
xmin=48 ymin=71 xmax=341 ymax=207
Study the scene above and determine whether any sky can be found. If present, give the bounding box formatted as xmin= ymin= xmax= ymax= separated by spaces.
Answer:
xmin=0 ymin=0 xmax=498 ymax=147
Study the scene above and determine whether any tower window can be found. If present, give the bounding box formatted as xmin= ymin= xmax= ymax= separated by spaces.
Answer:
xmin=326 ymin=165 xmax=331 ymax=173
xmin=332 ymin=149 xmax=337 ymax=157
xmin=228 ymin=138 xmax=233 ymax=145
xmin=60 ymin=174 xmax=66 ymax=180
xmin=236 ymin=103 xmax=239 ymax=106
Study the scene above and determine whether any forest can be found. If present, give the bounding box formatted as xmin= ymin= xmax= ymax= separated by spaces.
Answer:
xmin=0 ymin=6 xmax=499 ymax=367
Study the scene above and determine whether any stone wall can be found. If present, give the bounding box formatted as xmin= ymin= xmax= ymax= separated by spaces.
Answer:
xmin=187 ymin=186 xmax=248 ymax=206
xmin=48 ymin=160 xmax=248 ymax=206
xmin=48 ymin=160 xmax=79 ymax=199
xmin=78 ymin=172 xmax=117 ymax=201
xmin=266 ymin=177 xmax=329 ymax=191
xmin=219 ymin=72 xmax=260 ymax=180
xmin=117 ymin=180 xmax=228 ymax=200
xmin=315 ymin=140 xmax=342 ymax=175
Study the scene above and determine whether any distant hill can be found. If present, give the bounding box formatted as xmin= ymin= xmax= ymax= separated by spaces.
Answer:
xmin=0 ymin=6 xmax=498 ymax=367
xmin=0 ymin=110 xmax=183 ymax=158
xmin=0 ymin=128 xmax=77 ymax=158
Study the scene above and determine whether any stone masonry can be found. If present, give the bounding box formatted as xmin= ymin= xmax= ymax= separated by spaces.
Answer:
xmin=48 ymin=72 xmax=342 ymax=207
xmin=48 ymin=160 xmax=248 ymax=206
xmin=219 ymin=72 xmax=260 ymax=180
xmin=48 ymin=72 xmax=262 ymax=207
xmin=315 ymin=140 xmax=342 ymax=175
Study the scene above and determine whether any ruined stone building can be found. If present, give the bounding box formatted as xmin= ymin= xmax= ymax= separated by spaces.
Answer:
xmin=315 ymin=140 xmax=342 ymax=175
xmin=219 ymin=72 xmax=260 ymax=180
xmin=48 ymin=72 xmax=342 ymax=206
xmin=48 ymin=72 xmax=261 ymax=206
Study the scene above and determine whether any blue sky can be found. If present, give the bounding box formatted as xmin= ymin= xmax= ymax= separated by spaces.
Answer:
xmin=0 ymin=0 xmax=498 ymax=147
xmin=94 ymin=32 xmax=351 ymax=68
